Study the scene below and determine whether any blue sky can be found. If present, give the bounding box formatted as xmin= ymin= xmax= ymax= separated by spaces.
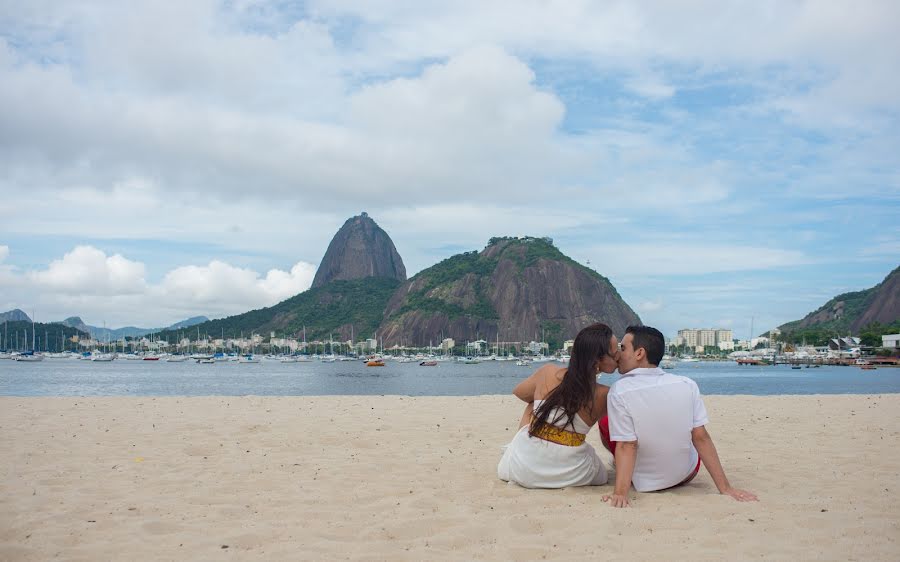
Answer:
xmin=0 ymin=1 xmax=898 ymax=338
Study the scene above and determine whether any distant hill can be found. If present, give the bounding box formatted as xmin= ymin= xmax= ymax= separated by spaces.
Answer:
xmin=0 ymin=309 xmax=31 ymax=323
xmin=1 ymin=320 xmax=87 ymax=352
xmin=164 ymin=316 xmax=210 ymax=330
xmin=778 ymin=266 xmax=900 ymax=343
xmin=312 ymin=212 xmax=406 ymax=288
xmin=55 ymin=315 xmax=210 ymax=340
xmin=377 ymin=236 xmax=641 ymax=349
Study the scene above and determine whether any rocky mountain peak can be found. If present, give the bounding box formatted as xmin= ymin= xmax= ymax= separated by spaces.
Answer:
xmin=311 ymin=213 xmax=407 ymax=288
xmin=0 ymin=309 xmax=31 ymax=323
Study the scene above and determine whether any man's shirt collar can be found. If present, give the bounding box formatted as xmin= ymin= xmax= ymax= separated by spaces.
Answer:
xmin=619 ymin=366 xmax=665 ymax=377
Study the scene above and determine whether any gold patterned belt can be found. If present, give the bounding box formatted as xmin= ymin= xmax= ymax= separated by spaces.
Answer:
xmin=532 ymin=423 xmax=586 ymax=447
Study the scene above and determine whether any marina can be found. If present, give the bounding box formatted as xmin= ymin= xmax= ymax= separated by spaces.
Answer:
xmin=2 ymin=358 xmax=899 ymax=397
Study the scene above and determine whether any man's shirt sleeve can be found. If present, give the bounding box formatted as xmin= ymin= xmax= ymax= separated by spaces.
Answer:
xmin=608 ymin=390 xmax=637 ymax=442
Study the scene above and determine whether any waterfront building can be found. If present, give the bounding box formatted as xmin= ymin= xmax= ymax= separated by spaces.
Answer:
xmin=562 ymin=339 xmax=575 ymax=352
xmin=441 ymin=338 xmax=455 ymax=352
xmin=828 ymin=336 xmax=861 ymax=351
xmin=698 ymin=329 xmax=716 ymax=347
xmin=365 ymin=338 xmax=378 ymax=351
xmin=677 ymin=328 xmax=734 ymax=350
xmin=882 ymin=334 xmax=900 ymax=350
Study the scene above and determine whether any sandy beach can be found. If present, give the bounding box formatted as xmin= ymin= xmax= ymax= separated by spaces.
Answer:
xmin=1 ymin=394 xmax=898 ymax=561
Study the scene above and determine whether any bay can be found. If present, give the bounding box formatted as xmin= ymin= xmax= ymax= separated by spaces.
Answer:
xmin=2 ymin=359 xmax=899 ymax=396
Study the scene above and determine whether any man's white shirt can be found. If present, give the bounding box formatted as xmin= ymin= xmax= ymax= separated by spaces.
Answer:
xmin=607 ymin=367 xmax=709 ymax=492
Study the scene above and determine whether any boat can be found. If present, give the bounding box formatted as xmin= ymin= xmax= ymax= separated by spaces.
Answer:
xmin=515 ymin=359 xmax=531 ymax=366
xmin=366 ymin=359 xmax=385 ymax=367
xmin=238 ymin=354 xmax=260 ymax=363
xmin=165 ymin=355 xmax=188 ymax=362
xmin=419 ymin=360 xmax=438 ymax=366
xmin=661 ymin=361 xmax=675 ymax=369
xmin=142 ymin=355 xmax=160 ymax=361
xmin=13 ymin=350 xmax=44 ymax=362
xmin=458 ymin=356 xmax=481 ymax=364
xmin=90 ymin=353 xmax=116 ymax=362
xmin=736 ymin=358 xmax=763 ymax=365
xmin=860 ymin=365 xmax=877 ymax=370
xmin=790 ymin=365 xmax=802 ymax=370
xmin=15 ymin=313 xmax=44 ymax=361
xmin=196 ymin=357 xmax=215 ymax=364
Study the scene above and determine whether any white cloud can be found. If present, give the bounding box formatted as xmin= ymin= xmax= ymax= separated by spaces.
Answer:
xmin=0 ymin=245 xmax=8 ymax=263
xmin=29 ymin=246 xmax=147 ymax=295
xmin=158 ymin=260 xmax=315 ymax=308
xmin=2 ymin=245 xmax=316 ymax=327
xmin=638 ymin=300 xmax=663 ymax=313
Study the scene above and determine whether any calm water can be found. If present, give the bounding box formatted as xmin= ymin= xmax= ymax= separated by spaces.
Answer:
xmin=1 ymin=358 xmax=899 ymax=396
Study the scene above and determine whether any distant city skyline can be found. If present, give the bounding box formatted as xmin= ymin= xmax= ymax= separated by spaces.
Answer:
xmin=1 ymin=2 xmax=898 ymax=338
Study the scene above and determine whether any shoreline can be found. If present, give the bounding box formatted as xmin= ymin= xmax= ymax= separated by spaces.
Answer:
xmin=2 ymin=395 xmax=899 ymax=560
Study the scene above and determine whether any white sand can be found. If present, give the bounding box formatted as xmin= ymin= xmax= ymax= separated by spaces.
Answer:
xmin=1 ymin=395 xmax=898 ymax=561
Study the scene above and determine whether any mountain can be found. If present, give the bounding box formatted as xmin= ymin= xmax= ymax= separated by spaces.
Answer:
xmin=0 ymin=309 xmax=31 ymax=323
xmin=150 ymin=235 xmax=640 ymax=351
xmin=778 ymin=266 xmax=900 ymax=338
xmin=55 ymin=315 xmax=211 ymax=340
xmin=311 ymin=212 xmax=406 ymax=288
xmin=376 ymin=236 xmax=641 ymax=349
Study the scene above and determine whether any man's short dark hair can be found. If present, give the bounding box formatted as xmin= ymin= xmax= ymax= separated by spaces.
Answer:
xmin=626 ymin=325 xmax=665 ymax=366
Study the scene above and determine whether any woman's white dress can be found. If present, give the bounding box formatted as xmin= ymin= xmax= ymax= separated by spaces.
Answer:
xmin=497 ymin=400 xmax=608 ymax=488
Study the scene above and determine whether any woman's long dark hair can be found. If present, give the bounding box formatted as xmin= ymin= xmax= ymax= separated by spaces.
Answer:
xmin=529 ymin=323 xmax=612 ymax=436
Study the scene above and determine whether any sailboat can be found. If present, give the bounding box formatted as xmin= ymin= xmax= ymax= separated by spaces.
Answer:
xmin=14 ymin=312 xmax=44 ymax=361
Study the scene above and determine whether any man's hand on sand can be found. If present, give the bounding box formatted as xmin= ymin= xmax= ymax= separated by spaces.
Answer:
xmin=723 ymin=487 xmax=758 ymax=502
xmin=602 ymin=493 xmax=631 ymax=508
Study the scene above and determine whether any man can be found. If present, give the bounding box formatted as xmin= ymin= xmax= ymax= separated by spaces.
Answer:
xmin=600 ymin=325 xmax=757 ymax=507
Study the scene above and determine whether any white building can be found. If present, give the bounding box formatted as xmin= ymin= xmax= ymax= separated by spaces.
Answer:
xmin=365 ymin=338 xmax=378 ymax=351
xmin=698 ymin=329 xmax=716 ymax=347
xmin=882 ymin=334 xmax=900 ymax=350
xmin=441 ymin=338 xmax=455 ymax=352
xmin=678 ymin=328 xmax=733 ymax=349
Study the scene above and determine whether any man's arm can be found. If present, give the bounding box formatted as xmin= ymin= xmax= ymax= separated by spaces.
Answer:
xmin=691 ymin=426 xmax=758 ymax=502
xmin=604 ymin=440 xmax=637 ymax=507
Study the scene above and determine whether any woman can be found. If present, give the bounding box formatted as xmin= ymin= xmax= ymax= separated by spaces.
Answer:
xmin=498 ymin=323 xmax=619 ymax=488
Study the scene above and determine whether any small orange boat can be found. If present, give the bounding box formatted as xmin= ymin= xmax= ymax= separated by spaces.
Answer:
xmin=366 ymin=359 xmax=385 ymax=367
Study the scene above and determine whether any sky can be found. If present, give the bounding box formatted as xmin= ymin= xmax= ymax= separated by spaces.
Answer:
xmin=1 ymin=1 xmax=898 ymax=339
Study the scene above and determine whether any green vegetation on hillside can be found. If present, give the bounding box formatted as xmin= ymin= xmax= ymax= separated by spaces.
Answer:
xmin=394 ymin=250 xmax=499 ymax=320
xmin=1 ymin=321 xmax=88 ymax=352
xmin=154 ymin=278 xmax=401 ymax=343
xmin=778 ymin=266 xmax=899 ymax=342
